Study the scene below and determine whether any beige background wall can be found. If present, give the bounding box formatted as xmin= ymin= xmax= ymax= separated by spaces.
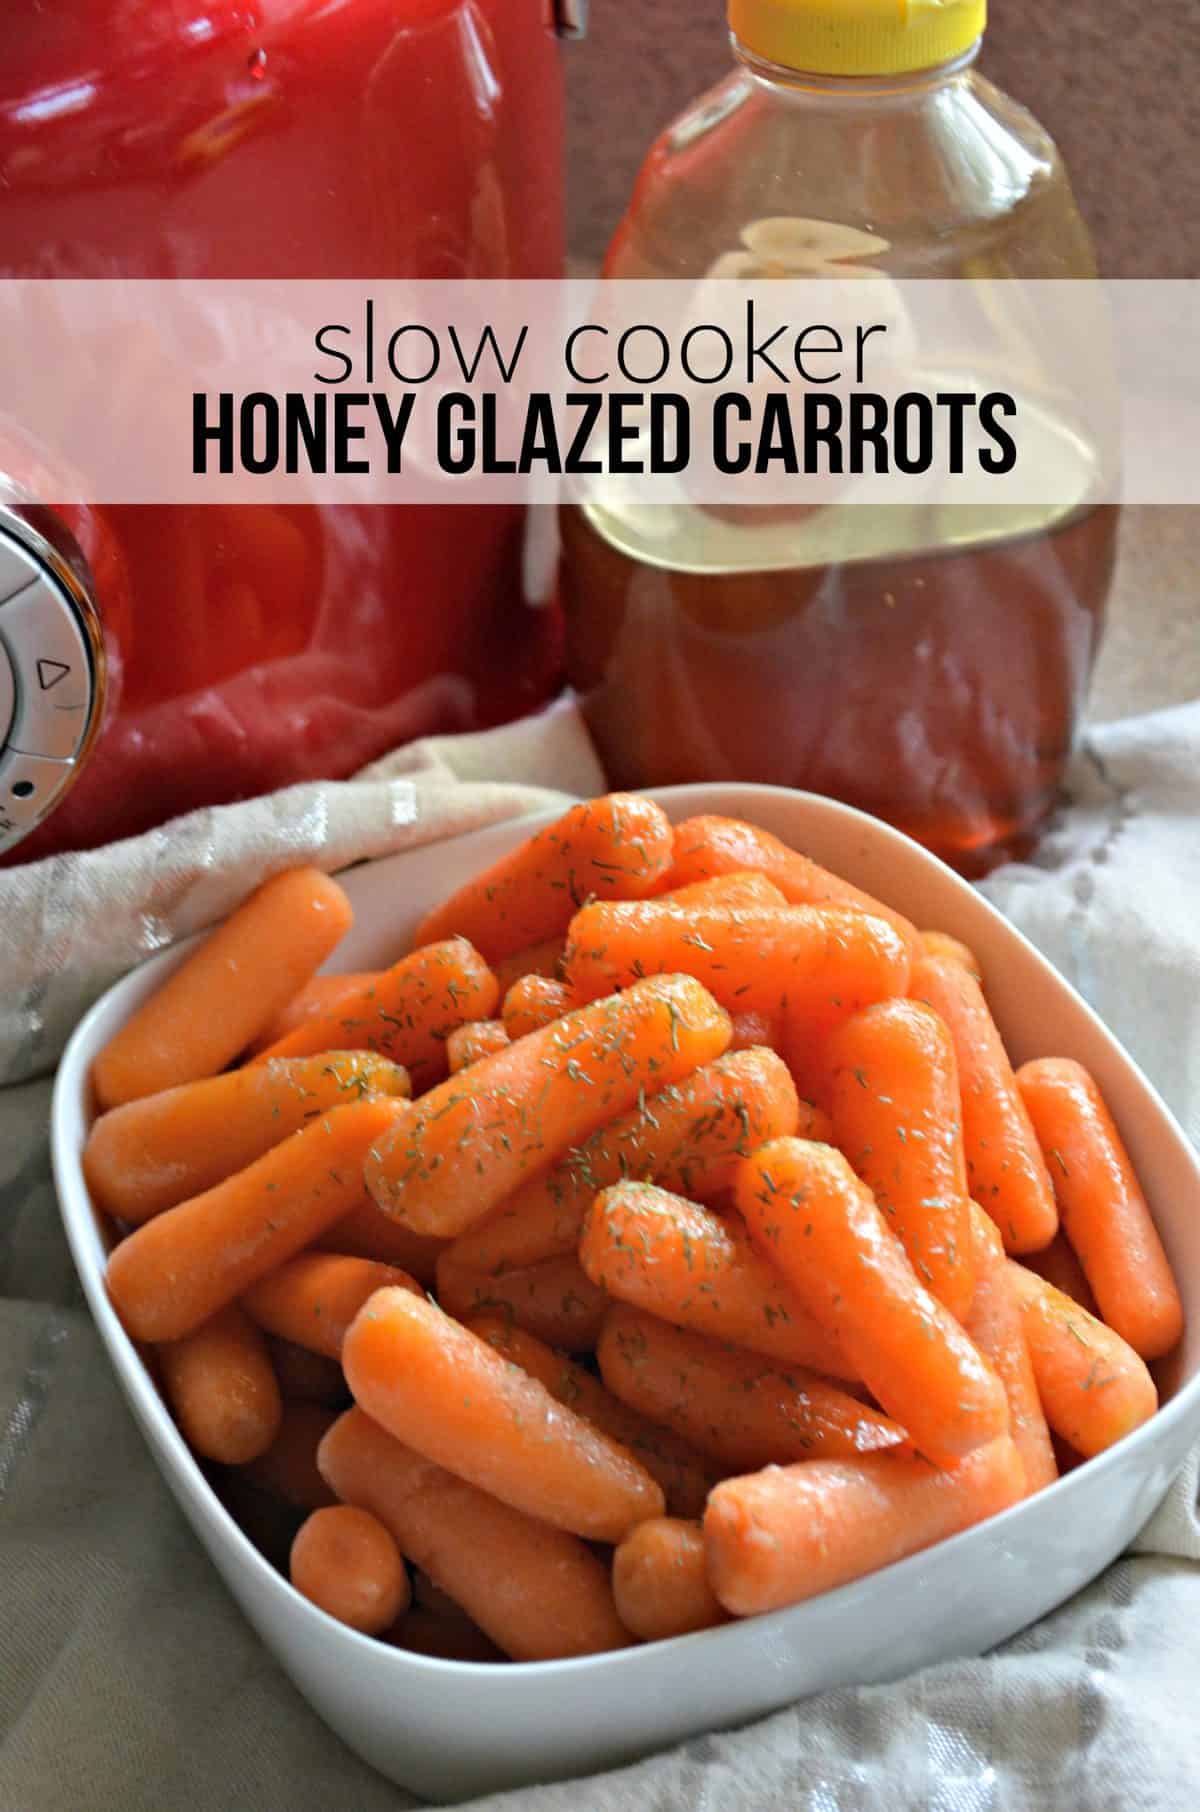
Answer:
xmin=564 ymin=3 xmax=1200 ymax=277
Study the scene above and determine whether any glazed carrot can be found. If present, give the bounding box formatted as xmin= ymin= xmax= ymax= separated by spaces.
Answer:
xmin=827 ymin=999 xmax=974 ymax=1319
xmin=412 ymin=793 xmax=674 ymax=963
xmin=563 ymin=900 xmax=911 ymax=1024
xmin=734 ymin=1139 xmax=1008 ymax=1466
xmin=319 ymin=1408 xmax=630 ymax=1659
xmin=85 ymin=1052 xmax=410 ymax=1224
xmin=598 ymin=1304 xmax=908 ymax=1472
xmin=1024 ymin=1232 xmax=1098 ymax=1314
xmin=660 ymin=871 xmax=787 ymax=909
xmin=242 ymin=1403 xmax=339 ymax=1511
xmin=446 ymin=1020 xmax=510 ymax=1074
xmin=1016 ymin=1057 xmax=1182 ymax=1360
xmin=106 ymin=1097 xmax=408 ymax=1344
xmin=364 ymin=973 xmax=732 ymax=1239
xmin=343 ymin=1288 xmax=664 ymax=1540
xmin=264 ymin=1337 xmax=347 ymax=1407
xmin=290 ymin=1505 xmax=410 ymax=1635
xmin=580 ymin=1182 xmax=855 ymax=1379
xmin=242 ymin=1253 xmax=423 ymax=1360
xmin=436 ymin=1251 xmax=609 ymax=1350
xmin=919 ymin=931 xmax=981 ymax=981
xmin=612 ymin=1518 xmax=727 ymax=1642
xmin=729 ymin=1009 xmax=781 ymax=1053
xmin=908 ymin=954 xmax=1056 ymax=1253
xmin=251 ymin=938 xmax=498 ymax=1088
xmin=92 ymin=866 xmax=354 ymax=1109
xmin=665 ymin=815 xmax=921 ymax=958
xmin=964 ymin=1206 xmax=1057 ymax=1494
xmin=704 ymin=1437 xmax=1026 ymax=1616
xmin=501 ymin=974 xmax=575 ymax=1040
xmin=319 ymin=1195 xmax=446 ymax=1287
xmin=467 ymin=1313 xmax=717 ymax=1519
xmin=411 ymin=1570 xmax=464 ymax=1618
xmin=493 ymin=937 xmax=567 ymax=995
xmin=158 ymin=1304 xmax=282 ymax=1465
xmin=1007 ymin=1262 xmax=1158 ymax=1457
xmin=389 ymin=1607 xmax=507 ymax=1663
xmin=247 ymin=973 xmax=380 ymax=1056
xmin=449 ymin=1046 xmax=800 ymax=1276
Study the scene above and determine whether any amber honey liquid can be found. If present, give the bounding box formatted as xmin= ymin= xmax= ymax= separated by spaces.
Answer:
xmin=561 ymin=494 xmax=1118 ymax=875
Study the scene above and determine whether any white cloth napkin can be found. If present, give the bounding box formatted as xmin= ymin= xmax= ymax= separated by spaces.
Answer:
xmin=1 ymin=697 xmax=1197 ymax=1812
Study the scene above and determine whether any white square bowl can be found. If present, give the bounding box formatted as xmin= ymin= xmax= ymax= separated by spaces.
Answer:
xmin=51 ymin=783 xmax=1200 ymax=1803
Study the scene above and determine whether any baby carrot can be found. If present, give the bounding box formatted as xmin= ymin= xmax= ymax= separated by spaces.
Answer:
xmin=247 ymin=973 xmax=380 ymax=1056
xmin=106 ymin=1096 xmax=408 ymax=1344
xmin=251 ymin=938 xmax=498 ymax=1088
xmin=319 ymin=1407 xmax=629 ymax=1660
xmin=580 ymin=1182 xmax=855 ymax=1379
xmin=1016 ymin=1057 xmax=1183 ymax=1360
xmin=734 ymin=1139 xmax=1009 ymax=1466
xmin=704 ymin=1437 xmax=1026 ymax=1616
xmin=827 ymin=999 xmax=974 ymax=1319
xmin=447 ymin=1020 xmax=510 ymax=1074
xmin=449 ymin=1045 xmax=800 ymax=1277
xmin=598 ymin=1304 xmax=909 ymax=1472
xmin=412 ymin=793 xmax=674 ymax=963
xmin=92 ymin=866 xmax=354 ymax=1109
xmin=563 ymin=900 xmax=911 ymax=1023
xmin=659 ymin=871 xmax=787 ymax=909
xmin=241 ymin=1253 xmax=423 ymax=1360
xmin=364 ymin=973 xmax=732 ymax=1239
xmin=729 ymin=1009 xmax=782 ymax=1054
xmin=343 ymin=1288 xmax=664 ymax=1541
xmin=242 ymin=1403 xmax=339 ymax=1511
xmin=493 ymin=937 xmax=567 ymax=995
xmin=612 ymin=1518 xmax=727 ymax=1642
xmin=965 ymin=1205 xmax=1057 ymax=1494
xmin=908 ymin=954 xmax=1056 ymax=1253
xmin=435 ymin=1251 xmax=609 ymax=1351
xmin=1024 ymin=1232 xmax=1098 ymax=1314
xmin=665 ymin=815 xmax=920 ymax=958
xmin=467 ymin=1313 xmax=717 ymax=1519
xmin=501 ymin=974 xmax=575 ymax=1040
xmin=158 ymin=1304 xmax=282 ymax=1465
xmin=290 ymin=1505 xmax=410 ymax=1636
xmin=265 ymin=1337 xmax=347 ymax=1407
xmin=919 ymin=931 xmax=981 ymax=981
xmin=319 ymin=1195 xmax=446 ymax=1287
xmin=1007 ymin=1262 xmax=1158 ymax=1457
xmin=85 ymin=1052 xmax=410 ymax=1224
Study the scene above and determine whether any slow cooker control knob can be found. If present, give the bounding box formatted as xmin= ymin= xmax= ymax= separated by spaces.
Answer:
xmin=0 ymin=508 xmax=105 ymax=857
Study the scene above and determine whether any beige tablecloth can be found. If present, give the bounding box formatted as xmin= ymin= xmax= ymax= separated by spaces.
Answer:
xmin=1 ymin=698 xmax=1198 ymax=1811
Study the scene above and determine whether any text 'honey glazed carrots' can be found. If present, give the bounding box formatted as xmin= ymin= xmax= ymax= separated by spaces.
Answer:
xmin=85 ymin=1052 xmax=410 ymax=1225
xmin=734 ymin=1139 xmax=1008 ymax=1466
xmin=563 ymin=900 xmax=911 ymax=1028
xmin=412 ymin=793 xmax=674 ymax=964
xmin=449 ymin=1044 xmax=800 ymax=1277
xmin=342 ymin=1287 xmax=664 ymax=1541
xmin=106 ymin=1096 xmax=408 ymax=1344
xmin=318 ymin=1407 xmax=629 ymax=1661
xmin=364 ymin=973 xmax=732 ymax=1240
xmin=1016 ymin=1057 xmax=1182 ymax=1360
xmin=92 ymin=866 xmax=354 ymax=1109
xmin=579 ymin=1181 xmax=855 ymax=1380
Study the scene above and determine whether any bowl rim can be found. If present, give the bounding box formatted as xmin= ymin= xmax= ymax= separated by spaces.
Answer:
xmin=49 ymin=780 xmax=1200 ymax=1681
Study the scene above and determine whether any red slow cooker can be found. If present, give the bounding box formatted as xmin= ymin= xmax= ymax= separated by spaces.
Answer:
xmin=0 ymin=0 xmax=577 ymax=863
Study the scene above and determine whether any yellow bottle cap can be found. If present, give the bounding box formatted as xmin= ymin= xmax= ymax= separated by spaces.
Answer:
xmin=728 ymin=0 xmax=986 ymax=77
